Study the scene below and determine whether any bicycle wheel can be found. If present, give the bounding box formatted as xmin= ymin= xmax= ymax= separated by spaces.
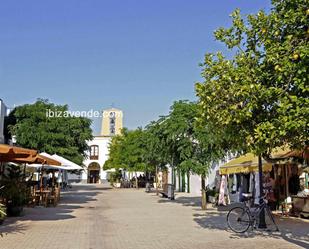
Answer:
xmin=227 ymin=206 xmax=251 ymax=233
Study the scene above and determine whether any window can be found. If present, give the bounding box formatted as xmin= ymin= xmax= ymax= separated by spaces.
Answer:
xmin=109 ymin=112 xmax=116 ymax=135
xmin=90 ymin=145 xmax=99 ymax=160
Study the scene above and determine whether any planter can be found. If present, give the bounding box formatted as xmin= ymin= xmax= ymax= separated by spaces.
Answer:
xmin=208 ymin=196 xmax=216 ymax=203
xmin=114 ymin=182 xmax=121 ymax=188
xmin=6 ymin=205 xmax=23 ymax=217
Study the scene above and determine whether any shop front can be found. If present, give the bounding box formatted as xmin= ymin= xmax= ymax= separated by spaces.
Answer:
xmin=218 ymin=149 xmax=309 ymax=218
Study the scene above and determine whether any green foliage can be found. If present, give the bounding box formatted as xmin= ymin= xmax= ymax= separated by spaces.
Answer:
xmin=7 ymin=99 xmax=93 ymax=165
xmin=104 ymin=128 xmax=148 ymax=172
xmin=105 ymin=101 xmax=221 ymax=178
xmin=1 ymin=165 xmax=27 ymax=207
xmin=108 ymin=169 xmax=123 ymax=184
xmin=196 ymin=0 xmax=309 ymax=157
xmin=151 ymin=100 xmax=223 ymax=176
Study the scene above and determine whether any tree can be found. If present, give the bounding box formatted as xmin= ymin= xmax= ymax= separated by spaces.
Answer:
xmin=6 ymin=99 xmax=93 ymax=165
xmin=196 ymin=0 xmax=308 ymax=225
xmin=146 ymin=100 xmax=221 ymax=208
xmin=196 ymin=0 xmax=308 ymax=156
xmin=151 ymin=101 xmax=198 ymax=192
xmin=104 ymin=131 xmax=127 ymax=171
xmin=104 ymin=128 xmax=148 ymax=188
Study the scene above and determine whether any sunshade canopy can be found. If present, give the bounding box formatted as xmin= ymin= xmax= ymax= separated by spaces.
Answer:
xmin=0 ymin=144 xmax=38 ymax=163
xmin=0 ymin=144 xmax=37 ymax=156
xmin=33 ymin=152 xmax=80 ymax=170
xmin=219 ymin=147 xmax=305 ymax=175
xmin=0 ymin=144 xmax=61 ymax=166
xmin=36 ymin=154 xmax=61 ymax=166
xmin=219 ymin=153 xmax=273 ymax=175
xmin=51 ymin=154 xmax=83 ymax=170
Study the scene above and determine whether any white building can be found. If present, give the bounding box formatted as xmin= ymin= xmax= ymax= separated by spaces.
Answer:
xmin=166 ymin=155 xmax=234 ymax=195
xmin=69 ymin=108 xmax=123 ymax=184
xmin=0 ymin=99 xmax=8 ymax=144
xmin=81 ymin=136 xmax=111 ymax=183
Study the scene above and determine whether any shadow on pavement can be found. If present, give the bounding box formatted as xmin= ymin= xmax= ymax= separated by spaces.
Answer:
xmin=0 ymin=223 xmax=27 ymax=236
xmin=157 ymin=196 xmax=202 ymax=207
xmin=156 ymin=194 xmax=309 ymax=249
xmin=0 ymin=184 xmax=112 ymax=235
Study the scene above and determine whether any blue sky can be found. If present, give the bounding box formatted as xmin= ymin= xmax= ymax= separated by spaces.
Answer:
xmin=0 ymin=0 xmax=271 ymax=135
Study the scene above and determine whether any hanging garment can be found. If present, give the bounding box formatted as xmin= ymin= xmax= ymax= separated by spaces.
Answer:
xmin=232 ymin=174 xmax=237 ymax=192
xmin=218 ymin=175 xmax=227 ymax=205
xmin=249 ymin=173 xmax=254 ymax=193
xmin=237 ymin=174 xmax=241 ymax=191
xmin=228 ymin=174 xmax=233 ymax=192
xmin=254 ymin=172 xmax=260 ymax=205
xmin=243 ymin=174 xmax=250 ymax=193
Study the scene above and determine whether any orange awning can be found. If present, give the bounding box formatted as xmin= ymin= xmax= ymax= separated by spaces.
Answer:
xmin=0 ymin=144 xmax=37 ymax=158
xmin=0 ymin=144 xmax=38 ymax=163
xmin=34 ymin=154 xmax=61 ymax=166
xmin=0 ymin=144 xmax=61 ymax=166
xmin=4 ymin=154 xmax=61 ymax=165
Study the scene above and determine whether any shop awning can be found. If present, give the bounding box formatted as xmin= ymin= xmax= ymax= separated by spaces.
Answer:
xmin=219 ymin=153 xmax=273 ymax=175
xmin=219 ymin=147 xmax=301 ymax=175
xmin=283 ymin=147 xmax=309 ymax=160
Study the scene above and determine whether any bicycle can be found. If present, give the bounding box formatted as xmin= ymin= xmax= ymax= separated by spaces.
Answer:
xmin=226 ymin=193 xmax=279 ymax=233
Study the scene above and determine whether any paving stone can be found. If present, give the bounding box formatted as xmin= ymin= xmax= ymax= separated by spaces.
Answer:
xmin=0 ymin=184 xmax=308 ymax=249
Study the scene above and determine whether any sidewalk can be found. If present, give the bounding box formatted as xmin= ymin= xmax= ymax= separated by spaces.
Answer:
xmin=164 ymin=191 xmax=309 ymax=248
xmin=0 ymin=185 xmax=308 ymax=249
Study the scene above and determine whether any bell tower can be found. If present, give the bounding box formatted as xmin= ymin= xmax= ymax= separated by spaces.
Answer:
xmin=100 ymin=108 xmax=123 ymax=136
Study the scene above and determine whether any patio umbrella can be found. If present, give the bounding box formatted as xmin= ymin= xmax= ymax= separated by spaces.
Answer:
xmin=27 ymin=152 xmax=62 ymax=191
xmin=0 ymin=144 xmax=37 ymax=156
xmin=0 ymin=144 xmax=38 ymax=163
xmin=51 ymin=154 xmax=83 ymax=170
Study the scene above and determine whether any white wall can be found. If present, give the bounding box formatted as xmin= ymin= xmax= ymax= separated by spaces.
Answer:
xmin=166 ymin=160 xmax=225 ymax=195
xmin=0 ymin=99 xmax=7 ymax=144
xmin=190 ymin=174 xmax=202 ymax=195
xmin=71 ymin=136 xmax=112 ymax=182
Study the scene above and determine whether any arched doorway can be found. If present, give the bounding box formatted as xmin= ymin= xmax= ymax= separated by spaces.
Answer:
xmin=87 ymin=162 xmax=100 ymax=183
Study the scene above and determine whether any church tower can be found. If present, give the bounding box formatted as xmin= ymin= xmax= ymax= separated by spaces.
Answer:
xmin=100 ymin=108 xmax=123 ymax=136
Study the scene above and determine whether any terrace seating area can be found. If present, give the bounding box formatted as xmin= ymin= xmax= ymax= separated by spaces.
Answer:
xmin=0 ymin=144 xmax=82 ymax=220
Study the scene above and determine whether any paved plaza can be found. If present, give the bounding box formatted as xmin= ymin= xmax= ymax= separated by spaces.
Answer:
xmin=0 ymin=184 xmax=308 ymax=249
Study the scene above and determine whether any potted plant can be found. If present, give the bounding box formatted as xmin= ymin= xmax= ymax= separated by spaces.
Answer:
xmin=109 ymin=169 xmax=122 ymax=188
xmin=206 ymin=188 xmax=218 ymax=203
xmin=1 ymin=165 xmax=26 ymax=217
xmin=5 ymin=185 xmax=25 ymax=216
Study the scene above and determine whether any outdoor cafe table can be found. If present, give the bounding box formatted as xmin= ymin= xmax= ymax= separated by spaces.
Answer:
xmin=35 ymin=189 xmax=51 ymax=207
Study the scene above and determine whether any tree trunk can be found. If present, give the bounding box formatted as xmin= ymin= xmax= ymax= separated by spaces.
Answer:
xmin=258 ymin=155 xmax=266 ymax=228
xmin=135 ymin=171 xmax=138 ymax=189
xmin=187 ymin=171 xmax=190 ymax=193
xmin=201 ymin=175 xmax=207 ymax=210
xmin=178 ymin=170 xmax=181 ymax=192
xmin=156 ymin=165 xmax=158 ymax=195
